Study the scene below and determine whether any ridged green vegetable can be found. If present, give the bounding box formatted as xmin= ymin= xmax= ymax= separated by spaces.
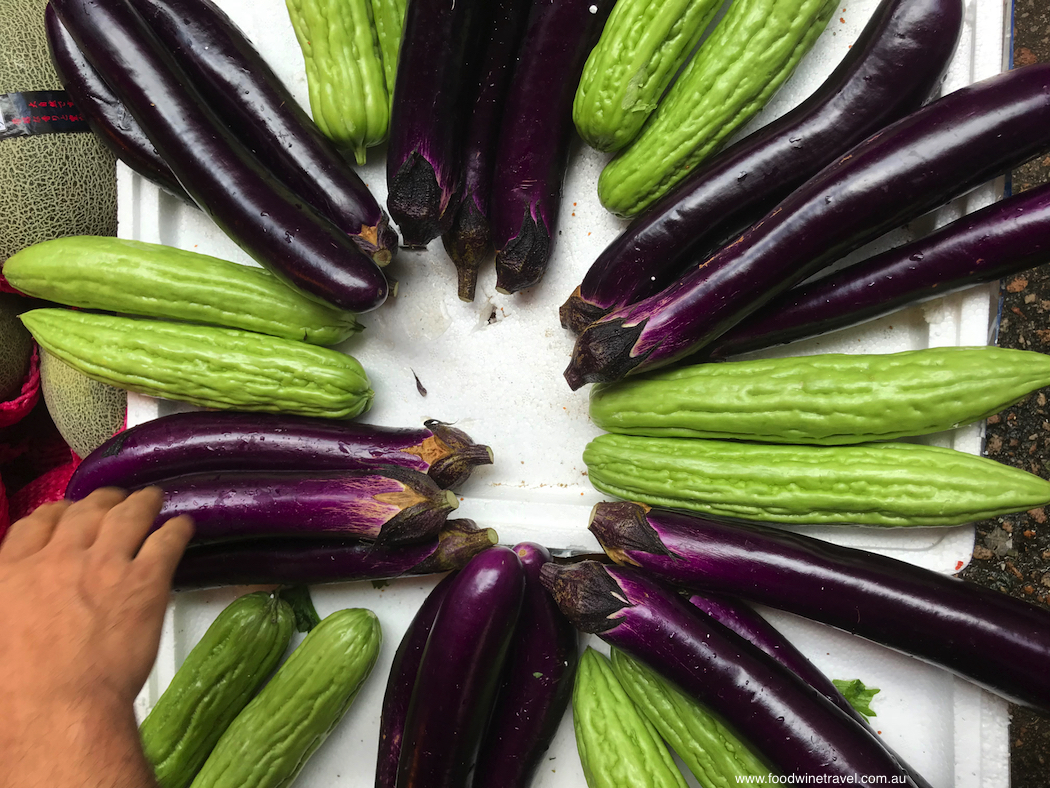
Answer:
xmin=573 ymin=0 xmax=724 ymax=152
xmin=190 ymin=608 xmax=382 ymax=788
xmin=610 ymin=649 xmax=772 ymax=787
xmin=286 ymin=0 xmax=389 ymax=163
xmin=598 ymin=0 xmax=837 ymax=216
xmin=21 ymin=309 xmax=373 ymax=419
xmin=140 ymin=591 xmax=296 ymax=788
xmin=589 ymin=347 xmax=1050 ymax=445
xmin=573 ymin=647 xmax=687 ymax=788
xmin=583 ymin=433 xmax=1050 ymax=527
xmin=369 ymin=0 xmax=406 ymax=115
xmin=4 ymin=237 xmax=362 ymax=345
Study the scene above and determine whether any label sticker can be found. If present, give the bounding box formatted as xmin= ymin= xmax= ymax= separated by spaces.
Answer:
xmin=0 ymin=91 xmax=90 ymax=139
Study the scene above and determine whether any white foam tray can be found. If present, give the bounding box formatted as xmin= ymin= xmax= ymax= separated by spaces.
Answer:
xmin=121 ymin=0 xmax=1016 ymax=783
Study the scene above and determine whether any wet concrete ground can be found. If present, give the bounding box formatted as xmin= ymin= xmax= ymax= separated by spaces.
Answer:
xmin=958 ymin=0 xmax=1050 ymax=782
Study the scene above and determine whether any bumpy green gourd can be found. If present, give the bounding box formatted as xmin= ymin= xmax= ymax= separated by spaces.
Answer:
xmin=39 ymin=350 xmax=127 ymax=459
xmin=370 ymin=0 xmax=406 ymax=115
xmin=286 ymin=0 xmax=389 ymax=163
xmin=190 ymin=608 xmax=382 ymax=788
xmin=590 ymin=347 xmax=1050 ymax=445
xmin=583 ymin=433 xmax=1050 ymax=527
xmin=573 ymin=0 xmax=725 ymax=152
xmin=573 ymin=647 xmax=687 ymax=788
xmin=4 ymin=236 xmax=362 ymax=345
xmin=610 ymin=649 xmax=772 ymax=787
xmin=598 ymin=0 xmax=837 ymax=216
xmin=21 ymin=309 xmax=373 ymax=419
xmin=140 ymin=591 xmax=296 ymax=788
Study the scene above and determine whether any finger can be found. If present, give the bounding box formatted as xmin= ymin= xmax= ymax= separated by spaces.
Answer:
xmin=92 ymin=487 xmax=167 ymax=560
xmin=47 ymin=487 xmax=131 ymax=551
xmin=0 ymin=500 xmax=71 ymax=561
xmin=133 ymin=514 xmax=194 ymax=586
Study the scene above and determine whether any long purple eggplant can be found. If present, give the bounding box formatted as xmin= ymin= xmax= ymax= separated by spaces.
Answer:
xmin=471 ymin=543 xmax=579 ymax=788
xmin=50 ymin=0 xmax=388 ymax=313
xmin=706 ymin=179 xmax=1050 ymax=357
xmin=564 ymin=63 xmax=1050 ymax=387
xmin=172 ymin=520 xmax=496 ymax=591
xmin=541 ymin=561 xmax=920 ymax=784
xmin=44 ymin=6 xmax=189 ymax=203
xmin=589 ymin=501 xmax=1050 ymax=713
xmin=386 ymin=0 xmax=489 ymax=248
xmin=124 ymin=0 xmax=398 ymax=264
xmin=490 ymin=0 xmax=614 ymax=295
xmin=396 ymin=545 xmax=524 ymax=788
xmin=686 ymin=594 xmax=933 ymax=788
xmin=440 ymin=0 xmax=534 ymax=301
xmin=153 ymin=466 xmax=458 ymax=546
xmin=376 ymin=572 xmax=458 ymax=788
xmin=558 ymin=0 xmax=962 ymax=334
xmin=65 ymin=413 xmax=493 ymax=501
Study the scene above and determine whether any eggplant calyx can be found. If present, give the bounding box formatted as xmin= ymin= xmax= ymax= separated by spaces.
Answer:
xmin=494 ymin=209 xmax=550 ymax=295
xmin=389 ymin=152 xmax=455 ymax=248
xmin=539 ymin=561 xmax=627 ymax=634
xmin=417 ymin=519 xmax=499 ymax=573
xmin=563 ymin=318 xmax=648 ymax=390
xmin=588 ymin=502 xmax=670 ymax=565
xmin=442 ymin=194 xmax=492 ymax=302
xmin=559 ymin=286 xmax=613 ymax=335
xmin=351 ymin=214 xmax=399 ymax=266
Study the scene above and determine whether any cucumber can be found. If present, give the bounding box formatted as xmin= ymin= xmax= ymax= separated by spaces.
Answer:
xmin=598 ymin=0 xmax=837 ymax=216
xmin=190 ymin=608 xmax=382 ymax=788
xmin=583 ymin=434 xmax=1050 ymax=527
xmin=140 ymin=591 xmax=295 ymax=788
xmin=20 ymin=309 xmax=373 ymax=419
xmin=573 ymin=0 xmax=724 ymax=152
xmin=589 ymin=347 xmax=1050 ymax=445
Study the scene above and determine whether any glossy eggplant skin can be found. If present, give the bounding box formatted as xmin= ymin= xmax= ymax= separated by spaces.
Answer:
xmin=564 ymin=63 xmax=1050 ymax=387
xmin=172 ymin=520 xmax=497 ymax=591
xmin=124 ymin=0 xmax=398 ymax=264
xmin=65 ymin=413 xmax=493 ymax=501
xmin=540 ymin=561 xmax=920 ymax=785
xmin=558 ymin=0 xmax=962 ymax=334
xmin=375 ymin=572 xmax=457 ymax=788
xmin=396 ymin=546 xmax=525 ymax=788
xmin=50 ymin=0 xmax=388 ymax=313
xmin=386 ymin=0 xmax=489 ymax=248
xmin=441 ymin=0 xmax=534 ymax=301
xmin=707 ymin=180 xmax=1050 ymax=357
xmin=44 ymin=5 xmax=189 ymax=202
xmin=589 ymin=501 xmax=1050 ymax=713
xmin=471 ymin=543 xmax=579 ymax=788
xmin=490 ymin=0 xmax=615 ymax=295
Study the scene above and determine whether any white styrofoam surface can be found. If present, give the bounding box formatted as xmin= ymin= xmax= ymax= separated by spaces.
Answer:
xmin=122 ymin=0 xmax=1017 ymax=783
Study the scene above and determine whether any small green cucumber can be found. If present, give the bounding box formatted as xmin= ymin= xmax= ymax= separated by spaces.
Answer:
xmin=369 ymin=0 xmax=406 ymax=115
xmin=589 ymin=347 xmax=1050 ymax=445
xmin=598 ymin=0 xmax=837 ymax=216
xmin=190 ymin=608 xmax=382 ymax=788
xmin=610 ymin=649 xmax=772 ymax=787
xmin=3 ymin=236 xmax=361 ymax=346
xmin=583 ymin=433 xmax=1050 ymax=527
xmin=287 ymin=0 xmax=389 ymax=164
xmin=20 ymin=309 xmax=373 ymax=419
xmin=573 ymin=647 xmax=687 ymax=788
xmin=573 ymin=0 xmax=724 ymax=152
xmin=140 ymin=591 xmax=296 ymax=788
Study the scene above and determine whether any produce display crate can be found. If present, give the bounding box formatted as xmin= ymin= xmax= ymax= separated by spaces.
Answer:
xmin=122 ymin=0 xmax=1017 ymax=784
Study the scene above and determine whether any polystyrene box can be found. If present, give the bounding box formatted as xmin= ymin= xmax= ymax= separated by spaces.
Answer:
xmin=123 ymin=0 xmax=1015 ymax=784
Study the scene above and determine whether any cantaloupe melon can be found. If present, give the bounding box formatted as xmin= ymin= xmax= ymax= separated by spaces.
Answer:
xmin=0 ymin=293 xmax=33 ymax=401
xmin=39 ymin=349 xmax=126 ymax=459
xmin=1 ymin=0 xmax=117 ymax=262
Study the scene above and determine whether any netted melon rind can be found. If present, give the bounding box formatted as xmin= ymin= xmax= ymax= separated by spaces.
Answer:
xmin=40 ymin=349 xmax=127 ymax=459
xmin=0 ymin=294 xmax=33 ymax=401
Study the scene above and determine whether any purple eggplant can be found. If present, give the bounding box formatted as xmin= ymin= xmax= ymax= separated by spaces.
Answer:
xmin=471 ymin=543 xmax=579 ymax=788
xmin=124 ymin=0 xmax=398 ymax=264
xmin=50 ymin=0 xmax=388 ymax=313
xmin=440 ymin=0 xmax=534 ymax=301
xmin=396 ymin=545 xmax=525 ymax=788
xmin=172 ymin=519 xmax=496 ymax=591
xmin=386 ymin=0 xmax=489 ymax=248
xmin=376 ymin=572 xmax=458 ymax=788
xmin=564 ymin=63 xmax=1050 ymax=387
xmin=153 ymin=466 xmax=458 ymax=546
xmin=540 ymin=561 xmax=920 ymax=784
xmin=558 ymin=0 xmax=962 ymax=334
xmin=589 ymin=501 xmax=1050 ymax=713
xmin=707 ymin=179 xmax=1050 ymax=357
xmin=65 ymin=413 xmax=493 ymax=501
xmin=44 ymin=6 xmax=189 ymax=203
xmin=490 ymin=0 xmax=614 ymax=295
